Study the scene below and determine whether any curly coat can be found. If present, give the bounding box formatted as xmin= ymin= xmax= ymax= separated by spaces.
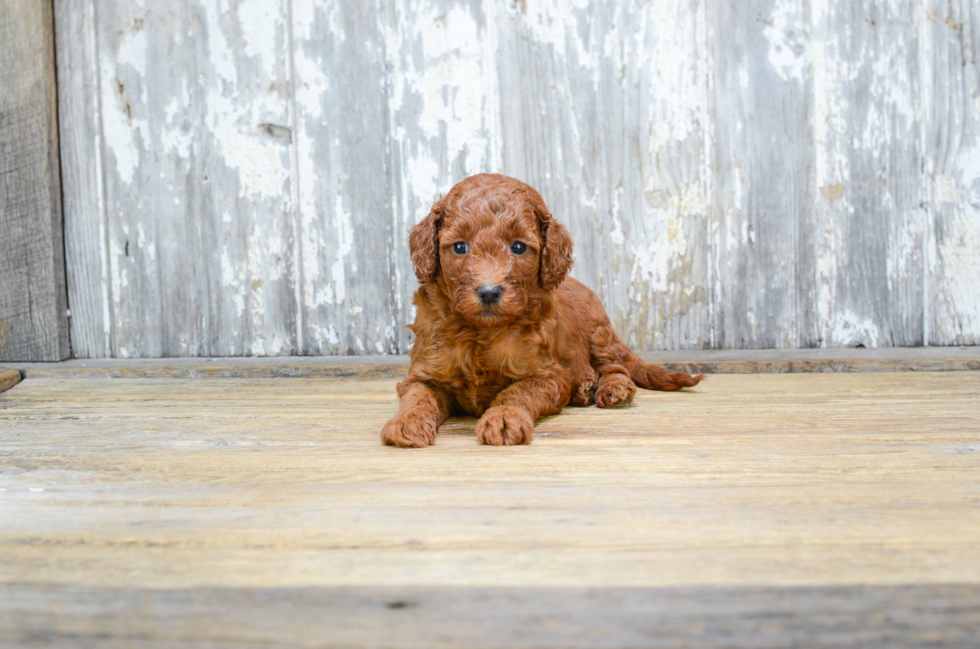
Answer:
xmin=382 ymin=173 xmax=704 ymax=447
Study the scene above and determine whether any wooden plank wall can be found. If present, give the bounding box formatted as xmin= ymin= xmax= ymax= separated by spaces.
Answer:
xmin=54 ymin=0 xmax=980 ymax=358
xmin=0 ymin=0 xmax=70 ymax=362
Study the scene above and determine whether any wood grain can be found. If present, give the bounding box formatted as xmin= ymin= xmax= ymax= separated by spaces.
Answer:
xmin=10 ymin=347 xmax=980 ymax=379
xmin=0 ymin=0 xmax=70 ymax=362
xmin=1 ymin=372 xmax=979 ymax=645
xmin=292 ymin=0 xmax=394 ymax=355
xmin=72 ymin=0 xmax=300 ymax=357
xmin=810 ymin=0 xmax=925 ymax=347
xmin=4 ymin=584 xmax=979 ymax=648
xmin=496 ymin=1 xmax=713 ymax=350
xmin=0 ymin=369 xmax=21 ymax=393
xmin=924 ymin=0 xmax=980 ymax=345
xmin=382 ymin=0 xmax=499 ymax=354
xmin=709 ymin=0 xmax=812 ymax=349
xmin=54 ymin=0 xmax=111 ymax=359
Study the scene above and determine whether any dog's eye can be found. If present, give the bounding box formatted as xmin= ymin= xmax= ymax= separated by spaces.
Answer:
xmin=511 ymin=241 xmax=527 ymax=255
xmin=452 ymin=242 xmax=468 ymax=255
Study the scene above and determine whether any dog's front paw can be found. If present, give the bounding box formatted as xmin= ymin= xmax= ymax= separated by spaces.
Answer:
xmin=381 ymin=412 xmax=437 ymax=448
xmin=476 ymin=407 xmax=534 ymax=446
xmin=595 ymin=374 xmax=637 ymax=409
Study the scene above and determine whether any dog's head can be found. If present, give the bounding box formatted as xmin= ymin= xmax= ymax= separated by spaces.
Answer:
xmin=409 ymin=174 xmax=573 ymax=326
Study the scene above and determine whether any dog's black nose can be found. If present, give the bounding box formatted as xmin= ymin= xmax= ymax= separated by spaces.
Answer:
xmin=476 ymin=285 xmax=503 ymax=305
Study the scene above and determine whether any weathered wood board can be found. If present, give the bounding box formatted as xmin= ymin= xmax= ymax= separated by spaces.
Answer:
xmin=809 ymin=0 xmax=926 ymax=347
xmin=1 ymin=372 xmax=980 ymax=645
xmin=495 ymin=1 xmax=713 ymax=351
xmin=10 ymin=346 xmax=980 ymax=379
xmin=0 ymin=0 xmax=70 ymax=362
xmin=924 ymin=0 xmax=980 ymax=345
xmin=56 ymin=0 xmax=300 ymax=358
xmin=55 ymin=0 xmax=980 ymax=356
xmin=709 ymin=0 xmax=812 ymax=349
xmin=4 ymin=584 xmax=979 ymax=648
xmin=0 ymin=369 xmax=21 ymax=393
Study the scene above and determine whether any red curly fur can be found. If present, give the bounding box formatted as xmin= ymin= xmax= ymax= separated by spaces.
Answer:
xmin=382 ymin=174 xmax=704 ymax=448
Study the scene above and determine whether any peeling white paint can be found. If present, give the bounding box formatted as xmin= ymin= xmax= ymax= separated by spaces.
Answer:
xmin=329 ymin=191 xmax=352 ymax=305
xmin=405 ymin=155 xmax=440 ymax=218
xmin=117 ymin=28 xmax=148 ymax=78
xmin=204 ymin=1 xmax=237 ymax=86
xmin=518 ymin=0 xmax=594 ymax=64
xmin=764 ymin=0 xmax=810 ymax=83
xmin=218 ymin=129 xmax=290 ymax=199
xmin=641 ymin=1 xmax=700 ymax=152
xmin=387 ymin=1 xmax=493 ymax=218
xmin=933 ymin=139 xmax=980 ymax=340
xmin=831 ymin=312 xmax=882 ymax=348
xmin=238 ymin=0 xmax=281 ymax=62
xmin=291 ymin=0 xmax=318 ymax=40
xmin=160 ymin=97 xmax=192 ymax=159
xmin=100 ymin=48 xmax=147 ymax=185
xmin=608 ymin=185 xmax=625 ymax=246
xmin=202 ymin=1 xmax=291 ymax=202
xmin=934 ymin=175 xmax=961 ymax=204
xmin=630 ymin=184 xmax=701 ymax=294
xmin=221 ymin=248 xmax=245 ymax=318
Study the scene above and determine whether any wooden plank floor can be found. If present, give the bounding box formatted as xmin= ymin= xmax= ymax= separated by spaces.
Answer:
xmin=1 ymin=372 xmax=979 ymax=647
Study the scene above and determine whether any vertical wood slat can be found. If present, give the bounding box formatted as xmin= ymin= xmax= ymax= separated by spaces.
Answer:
xmin=924 ymin=0 xmax=980 ymax=345
xmin=810 ymin=0 xmax=925 ymax=348
xmin=291 ymin=0 xmax=392 ymax=355
xmin=53 ymin=0 xmax=980 ymax=356
xmin=381 ymin=0 xmax=499 ymax=354
xmin=709 ymin=0 xmax=812 ymax=349
xmin=496 ymin=0 xmax=712 ymax=351
xmin=0 ymin=0 xmax=70 ymax=361
xmin=71 ymin=0 xmax=299 ymax=358
xmin=55 ymin=0 xmax=110 ymax=358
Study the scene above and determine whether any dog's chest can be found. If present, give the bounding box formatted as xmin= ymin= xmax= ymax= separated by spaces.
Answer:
xmin=450 ymin=341 xmax=528 ymax=415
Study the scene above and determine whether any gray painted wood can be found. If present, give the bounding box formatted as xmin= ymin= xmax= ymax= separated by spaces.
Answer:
xmin=496 ymin=0 xmax=712 ymax=351
xmin=382 ymin=0 xmax=498 ymax=354
xmin=709 ymin=0 xmax=812 ymax=349
xmin=54 ymin=0 xmax=980 ymax=357
xmin=66 ymin=0 xmax=300 ymax=358
xmin=925 ymin=0 xmax=980 ymax=346
xmin=55 ymin=0 xmax=111 ymax=359
xmin=292 ymin=0 xmax=393 ymax=355
xmin=11 ymin=347 xmax=980 ymax=379
xmin=0 ymin=0 xmax=70 ymax=362
xmin=809 ymin=0 xmax=925 ymax=348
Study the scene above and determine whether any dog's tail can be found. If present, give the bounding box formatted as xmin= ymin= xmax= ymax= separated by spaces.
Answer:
xmin=585 ymin=289 xmax=704 ymax=391
xmin=624 ymin=353 xmax=705 ymax=391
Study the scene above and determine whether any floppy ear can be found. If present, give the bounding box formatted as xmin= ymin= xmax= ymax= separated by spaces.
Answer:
xmin=532 ymin=197 xmax=574 ymax=290
xmin=409 ymin=201 xmax=443 ymax=283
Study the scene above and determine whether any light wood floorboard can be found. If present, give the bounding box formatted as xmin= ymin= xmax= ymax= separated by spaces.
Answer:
xmin=1 ymin=372 xmax=979 ymax=646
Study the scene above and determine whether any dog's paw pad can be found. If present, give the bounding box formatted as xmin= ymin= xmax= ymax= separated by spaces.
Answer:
xmin=475 ymin=407 xmax=534 ymax=446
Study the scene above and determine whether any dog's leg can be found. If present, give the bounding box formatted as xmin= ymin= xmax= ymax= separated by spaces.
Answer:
xmin=568 ymin=365 xmax=598 ymax=406
xmin=591 ymin=320 xmax=704 ymax=392
xmin=476 ymin=377 xmax=570 ymax=446
xmin=594 ymin=371 xmax=637 ymax=409
xmin=381 ymin=382 xmax=451 ymax=448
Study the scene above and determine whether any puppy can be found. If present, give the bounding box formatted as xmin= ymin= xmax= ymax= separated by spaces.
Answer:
xmin=382 ymin=173 xmax=704 ymax=447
